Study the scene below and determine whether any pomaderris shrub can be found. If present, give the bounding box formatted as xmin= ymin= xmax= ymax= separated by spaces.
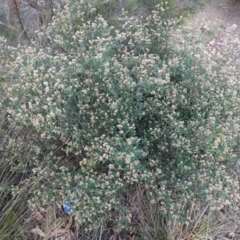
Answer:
xmin=5 ymin=0 xmax=240 ymax=230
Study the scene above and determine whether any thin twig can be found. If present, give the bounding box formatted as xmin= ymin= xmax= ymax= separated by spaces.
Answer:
xmin=0 ymin=21 xmax=16 ymax=30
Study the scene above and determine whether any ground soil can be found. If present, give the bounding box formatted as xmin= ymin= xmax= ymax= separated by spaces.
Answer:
xmin=190 ymin=1 xmax=240 ymax=38
xmin=181 ymin=1 xmax=240 ymax=72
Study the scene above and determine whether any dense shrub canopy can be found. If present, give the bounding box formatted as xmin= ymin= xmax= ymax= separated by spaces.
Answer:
xmin=3 ymin=0 xmax=240 ymax=230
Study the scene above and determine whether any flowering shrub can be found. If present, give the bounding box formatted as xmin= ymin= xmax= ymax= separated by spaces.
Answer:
xmin=5 ymin=0 xmax=240 ymax=230
xmin=0 ymin=37 xmax=13 ymax=85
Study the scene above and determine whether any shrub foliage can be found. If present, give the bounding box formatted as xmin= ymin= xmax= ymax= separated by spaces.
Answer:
xmin=3 ymin=0 xmax=240 ymax=231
